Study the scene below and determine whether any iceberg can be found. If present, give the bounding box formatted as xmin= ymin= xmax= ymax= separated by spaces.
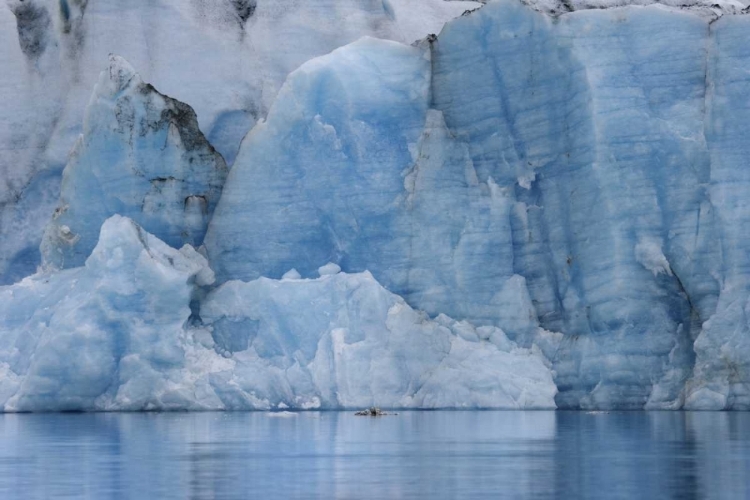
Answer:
xmin=0 ymin=216 xmax=556 ymax=411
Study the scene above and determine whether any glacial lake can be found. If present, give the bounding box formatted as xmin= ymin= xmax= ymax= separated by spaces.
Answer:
xmin=0 ymin=411 xmax=747 ymax=499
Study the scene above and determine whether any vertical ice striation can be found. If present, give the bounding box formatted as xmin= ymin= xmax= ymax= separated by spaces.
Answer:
xmin=0 ymin=0 xmax=481 ymax=284
xmin=431 ymin=1 xmax=717 ymax=409
xmin=685 ymin=15 xmax=750 ymax=410
xmin=205 ymin=38 xmax=533 ymax=330
xmin=400 ymin=109 xmax=516 ymax=325
xmin=41 ymin=55 xmax=227 ymax=269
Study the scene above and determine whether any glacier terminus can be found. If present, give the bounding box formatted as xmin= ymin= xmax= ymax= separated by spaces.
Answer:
xmin=1 ymin=0 xmax=750 ymax=411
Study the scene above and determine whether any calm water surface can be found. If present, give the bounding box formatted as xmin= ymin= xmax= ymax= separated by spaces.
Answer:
xmin=0 ymin=411 xmax=747 ymax=499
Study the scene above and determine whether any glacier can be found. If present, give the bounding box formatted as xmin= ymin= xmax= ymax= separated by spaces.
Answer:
xmin=41 ymin=55 xmax=228 ymax=270
xmin=0 ymin=0 xmax=480 ymax=284
xmin=1 ymin=0 xmax=750 ymax=411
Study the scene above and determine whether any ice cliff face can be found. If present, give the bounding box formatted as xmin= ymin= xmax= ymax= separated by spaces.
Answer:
xmin=425 ymin=1 xmax=750 ymax=409
xmin=1 ymin=0 xmax=750 ymax=411
xmin=206 ymin=1 xmax=750 ymax=410
xmin=0 ymin=0 xmax=480 ymax=284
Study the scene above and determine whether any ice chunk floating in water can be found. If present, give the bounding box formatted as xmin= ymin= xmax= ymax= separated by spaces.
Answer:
xmin=200 ymin=272 xmax=557 ymax=410
xmin=0 ymin=216 xmax=556 ymax=411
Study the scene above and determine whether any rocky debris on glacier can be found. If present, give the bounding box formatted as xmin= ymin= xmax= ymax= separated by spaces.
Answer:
xmin=41 ymin=55 xmax=228 ymax=270
xmin=354 ymin=408 xmax=396 ymax=416
xmin=0 ymin=215 xmax=557 ymax=412
xmin=515 ymin=0 xmax=749 ymax=16
xmin=0 ymin=0 xmax=481 ymax=285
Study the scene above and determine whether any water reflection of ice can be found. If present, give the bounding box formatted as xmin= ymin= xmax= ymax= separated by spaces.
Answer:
xmin=0 ymin=411 xmax=746 ymax=499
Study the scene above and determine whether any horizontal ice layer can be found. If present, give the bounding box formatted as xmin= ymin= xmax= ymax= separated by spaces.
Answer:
xmin=41 ymin=56 xmax=227 ymax=270
xmin=0 ymin=215 xmax=555 ymax=411
xmin=0 ymin=0 xmax=481 ymax=285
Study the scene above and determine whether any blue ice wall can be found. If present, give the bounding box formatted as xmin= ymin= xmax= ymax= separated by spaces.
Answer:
xmin=687 ymin=15 xmax=750 ymax=409
xmin=204 ymin=38 xmax=523 ymax=327
xmin=206 ymin=2 xmax=750 ymax=409
xmin=432 ymin=2 xmax=716 ymax=409
xmin=41 ymin=56 xmax=228 ymax=270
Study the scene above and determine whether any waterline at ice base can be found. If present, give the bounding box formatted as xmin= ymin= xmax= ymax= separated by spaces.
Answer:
xmin=1 ymin=0 xmax=750 ymax=411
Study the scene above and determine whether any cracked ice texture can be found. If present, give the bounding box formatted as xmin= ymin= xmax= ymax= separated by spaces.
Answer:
xmin=205 ymin=39 xmax=525 ymax=331
xmin=0 ymin=215 xmax=556 ymax=412
xmin=0 ymin=215 xmax=214 ymax=411
xmin=198 ymin=270 xmax=557 ymax=411
xmin=685 ymin=15 xmax=750 ymax=409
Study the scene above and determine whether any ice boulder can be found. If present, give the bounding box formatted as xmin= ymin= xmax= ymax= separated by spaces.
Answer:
xmin=41 ymin=55 xmax=228 ymax=270
xmin=0 ymin=215 xmax=214 ymax=411
xmin=199 ymin=272 xmax=557 ymax=410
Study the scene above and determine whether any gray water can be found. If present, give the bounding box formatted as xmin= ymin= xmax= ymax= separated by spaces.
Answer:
xmin=0 ymin=411 xmax=747 ymax=499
